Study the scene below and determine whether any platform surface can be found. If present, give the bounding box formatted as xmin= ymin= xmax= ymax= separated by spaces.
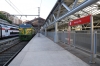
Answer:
xmin=8 ymin=34 xmax=89 ymax=66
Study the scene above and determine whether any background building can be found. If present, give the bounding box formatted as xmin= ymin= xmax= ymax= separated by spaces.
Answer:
xmin=0 ymin=11 xmax=22 ymax=24
xmin=26 ymin=17 xmax=45 ymax=32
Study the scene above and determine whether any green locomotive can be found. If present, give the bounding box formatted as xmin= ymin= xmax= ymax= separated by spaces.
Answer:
xmin=19 ymin=24 xmax=35 ymax=41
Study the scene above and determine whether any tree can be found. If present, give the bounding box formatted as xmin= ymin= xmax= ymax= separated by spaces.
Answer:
xmin=0 ymin=12 xmax=12 ymax=23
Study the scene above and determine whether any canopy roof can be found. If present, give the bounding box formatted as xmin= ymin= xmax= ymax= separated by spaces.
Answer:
xmin=42 ymin=0 xmax=100 ymax=30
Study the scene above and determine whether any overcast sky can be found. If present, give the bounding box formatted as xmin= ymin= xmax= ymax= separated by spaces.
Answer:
xmin=0 ymin=0 xmax=57 ymax=21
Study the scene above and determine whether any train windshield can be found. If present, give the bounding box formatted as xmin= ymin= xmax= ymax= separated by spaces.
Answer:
xmin=19 ymin=24 xmax=32 ymax=28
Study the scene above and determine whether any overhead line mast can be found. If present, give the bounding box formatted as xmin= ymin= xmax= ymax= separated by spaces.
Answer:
xmin=0 ymin=14 xmax=39 ymax=16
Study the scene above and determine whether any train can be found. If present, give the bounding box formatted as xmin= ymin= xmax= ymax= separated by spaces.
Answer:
xmin=0 ymin=19 xmax=19 ymax=39
xmin=19 ymin=23 xmax=36 ymax=41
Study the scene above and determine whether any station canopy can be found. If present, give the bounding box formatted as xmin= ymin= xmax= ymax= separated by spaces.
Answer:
xmin=44 ymin=0 xmax=100 ymax=30
xmin=65 ymin=0 xmax=100 ymax=30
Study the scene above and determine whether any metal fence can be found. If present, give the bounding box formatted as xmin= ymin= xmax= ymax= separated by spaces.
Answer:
xmin=42 ymin=31 xmax=100 ymax=56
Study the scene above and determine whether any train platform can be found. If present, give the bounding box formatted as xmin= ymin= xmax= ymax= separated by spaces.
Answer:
xmin=8 ymin=34 xmax=89 ymax=66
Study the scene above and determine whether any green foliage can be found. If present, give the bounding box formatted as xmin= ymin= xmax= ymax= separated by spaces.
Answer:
xmin=0 ymin=12 xmax=12 ymax=23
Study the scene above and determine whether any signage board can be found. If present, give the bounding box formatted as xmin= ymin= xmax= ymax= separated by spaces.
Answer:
xmin=69 ymin=15 xmax=91 ymax=26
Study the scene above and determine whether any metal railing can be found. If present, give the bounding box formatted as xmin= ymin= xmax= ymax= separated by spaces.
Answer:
xmin=42 ymin=31 xmax=100 ymax=57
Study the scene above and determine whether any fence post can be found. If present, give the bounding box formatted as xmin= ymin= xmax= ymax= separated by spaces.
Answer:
xmin=73 ymin=31 xmax=76 ymax=48
xmin=45 ymin=28 xmax=47 ymax=36
xmin=64 ymin=31 xmax=66 ymax=44
xmin=94 ymin=31 xmax=97 ymax=57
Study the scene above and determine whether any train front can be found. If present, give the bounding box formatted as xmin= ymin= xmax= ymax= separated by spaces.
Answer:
xmin=19 ymin=24 xmax=34 ymax=41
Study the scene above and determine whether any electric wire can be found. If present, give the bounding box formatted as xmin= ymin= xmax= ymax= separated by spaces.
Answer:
xmin=7 ymin=0 xmax=23 ymax=14
xmin=5 ymin=0 xmax=21 ymax=15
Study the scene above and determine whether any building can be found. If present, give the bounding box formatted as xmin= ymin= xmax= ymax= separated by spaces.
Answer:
xmin=26 ymin=17 xmax=45 ymax=32
xmin=0 ymin=11 xmax=22 ymax=24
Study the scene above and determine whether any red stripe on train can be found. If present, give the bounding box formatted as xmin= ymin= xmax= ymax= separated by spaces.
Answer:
xmin=2 ymin=28 xmax=5 ymax=30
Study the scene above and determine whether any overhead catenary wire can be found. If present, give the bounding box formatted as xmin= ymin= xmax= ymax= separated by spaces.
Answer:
xmin=5 ymin=0 xmax=43 ymax=20
xmin=7 ymin=0 xmax=23 ymax=14
xmin=5 ymin=0 xmax=22 ymax=15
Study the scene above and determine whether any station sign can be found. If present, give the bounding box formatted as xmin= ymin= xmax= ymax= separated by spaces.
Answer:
xmin=69 ymin=15 xmax=91 ymax=26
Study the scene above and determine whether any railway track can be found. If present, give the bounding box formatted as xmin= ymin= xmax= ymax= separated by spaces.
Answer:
xmin=0 ymin=37 xmax=19 ymax=52
xmin=0 ymin=38 xmax=29 ymax=66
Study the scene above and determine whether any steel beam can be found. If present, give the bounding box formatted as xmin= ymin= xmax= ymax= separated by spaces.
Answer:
xmin=62 ymin=2 xmax=71 ymax=11
xmin=44 ymin=0 xmax=99 ymax=28
xmin=11 ymin=15 xmax=39 ymax=16
xmin=72 ymin=0 xmax=78 ymax=9
xmin=57 ymin=0 xmax=99 ymax=23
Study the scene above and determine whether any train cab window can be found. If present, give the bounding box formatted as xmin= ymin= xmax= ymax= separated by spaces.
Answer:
xmin=5 ymin=30 xmax=8 ymax=32
xmin=19 ymin=24 xmax=32 ymax=28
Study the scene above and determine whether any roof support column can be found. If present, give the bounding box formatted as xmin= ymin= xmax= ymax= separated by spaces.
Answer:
xmin=54 ymin=2 xmax=62 ymax=42
xmin=89 ymin=15 xmax=96 ymax=63
xmin=54 ymin=22 xmax=58 ymax=42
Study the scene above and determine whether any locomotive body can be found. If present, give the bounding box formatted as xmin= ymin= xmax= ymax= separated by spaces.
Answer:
xmin=19 ymin=24 xmax=35 ymax=41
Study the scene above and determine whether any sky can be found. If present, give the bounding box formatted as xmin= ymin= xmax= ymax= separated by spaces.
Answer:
xmin=0 ymin=0 xmax=57 ymax=21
